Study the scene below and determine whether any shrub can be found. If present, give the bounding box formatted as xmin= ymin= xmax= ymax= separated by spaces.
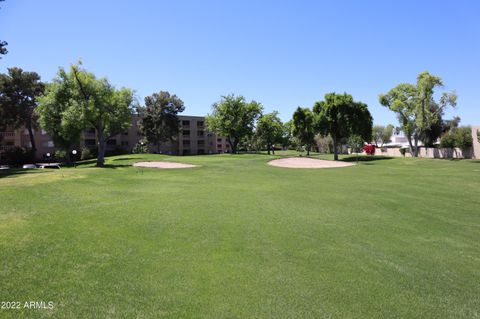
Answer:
xmin=347 ymin=135 xmax=364 ymax=154
xmin=440 ymin=132 xmax=456 ymax=149
xmin=54 ymin=150 xmax=67 ymax=161
xmin=1 ymin=147 xmax=34 ymax=165
xmin=363 ymin=144 xmax=376 ymax=155
xmin=81 ymin=147 xmax=93 ymax=160
xmin=105 ymin=147 xmax=129 ymax=157
xmin=454 ymin=126 xmax=473 ymax=150
xmin=132 ymin=139 xmax=149 ymax=154
xmin=399 ymin=147 xmax=407 ymax=156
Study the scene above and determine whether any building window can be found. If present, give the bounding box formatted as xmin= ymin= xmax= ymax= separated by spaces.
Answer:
xmin=197 ymin=121 xmax=204 ymax=127
xmin=122 ymin=131 xmax=129 ymax=136
xmin=197 ymin=130 xmax=204 ymax=137
xmin=107 ymin=139 xmax=117 ymax=146
xmin=182 ymin=120 xmax=190 ymax=126
xmin=86 ymin=128 xmax=95 ymax=134
xmin=183 ymin=130 xmax=190 ymax=136
xmin=198 ymin=140 xmax=205 ymax=146
xmin=121 ymin=141 xmax=129 ymax=146
xmin=217 ymin=138 xmax=222 ymax=142
xmin=183 ymin=149 xmax=190 ymax=155
xmin=198 ymin=149 xmax=205 ymax=155
xmin=217 ymin=144 xmax=222 ymax=148
xmin=137 ymin=131 xmax=142 ymax=136
xmin=183 ymin=140 xmax=190 ymax=145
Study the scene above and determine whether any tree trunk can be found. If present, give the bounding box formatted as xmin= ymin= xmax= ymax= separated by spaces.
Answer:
xmin=333 ymin=135 xmax=339 ymax=161
xmin=413 ymin=135 xmax=419 ymax=157
xmin=227 ymin=137 xmax=237 ymax=154
xmin=96 ymin=128 xmax=105 ymax=167
xmin=157 ymin=142 xmax=160 ymax=154
xmin=65 ymin=150 xmax=72 ymax=165
xmin=26 ymin=122 xmax=37 ymax=159
xmin=267 ymin=143 xmax=271 ymax=155
xmin=406 ymin=135 xmax=415 ymax=157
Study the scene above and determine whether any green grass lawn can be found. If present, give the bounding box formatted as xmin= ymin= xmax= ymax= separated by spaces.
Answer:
xmin=1 ymin=152 xmax=479 ymax=318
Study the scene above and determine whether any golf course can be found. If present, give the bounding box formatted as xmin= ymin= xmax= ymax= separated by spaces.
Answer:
xmin=1 ymin=153 xmax=479 ymax=318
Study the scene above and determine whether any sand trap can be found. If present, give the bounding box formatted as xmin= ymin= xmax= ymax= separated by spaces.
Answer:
xmin=133 ymin=161 xmax=198 ymax=169
xmin=267 ymin=157 xmax=355 ymax=168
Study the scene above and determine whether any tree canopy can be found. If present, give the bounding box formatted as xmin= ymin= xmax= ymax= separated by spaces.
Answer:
xmin=314 ymin=92 xmax=372 ymax=160
xmin=372 ymin=124 xmax=394 ymax=147
xmin=0 ymin=67 xmax=45 ymax=157
xmin=256 ymin=111 xmax=284 ymax=154
xmin=379 ymin=71 xmax=457 ymax=157
xmin=140 ymin=91 xmax=185 ymax=153
xmin=37 ymin=69 xmax=85 ymax=162
xmin=292 ymin=107 xmax=315 ymax=156
xmin=206 ymin=94 xmax=262 ymax=154
xmin=37 ymin=62 xmax=133 ymax=166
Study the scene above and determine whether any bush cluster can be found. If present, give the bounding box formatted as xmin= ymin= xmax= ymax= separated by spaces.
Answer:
xmin=440 ymin=126 xmax=472 ymax=150
xmin=363 ymin=144 xmax=376 ymax=155
xmin=0 ymin=147 xmax=34 ymax=166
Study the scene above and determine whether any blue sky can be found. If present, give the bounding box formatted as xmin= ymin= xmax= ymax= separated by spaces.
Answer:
xmin=1 ymin=0 xmax=479 ymax=125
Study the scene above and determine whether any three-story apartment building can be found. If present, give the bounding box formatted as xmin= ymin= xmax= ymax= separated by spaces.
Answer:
xmin=0 ymin=114 xmax=230 ymax=160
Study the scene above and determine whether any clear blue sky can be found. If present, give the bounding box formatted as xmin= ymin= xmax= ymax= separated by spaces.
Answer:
xmin=1 ymin=0 xmax=479 ymax=125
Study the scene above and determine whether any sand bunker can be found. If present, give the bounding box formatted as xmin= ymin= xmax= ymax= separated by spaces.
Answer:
xmin=133 ymin=161 xmax=197 ymax=169
xmin=267 ymin=157 xmax=355 ymax=168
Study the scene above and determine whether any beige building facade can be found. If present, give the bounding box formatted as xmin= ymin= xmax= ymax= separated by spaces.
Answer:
xmin=472 ymin=126 xmax=480 ymax=159
xmin=0 ymin=114 xmax=230 ymax=160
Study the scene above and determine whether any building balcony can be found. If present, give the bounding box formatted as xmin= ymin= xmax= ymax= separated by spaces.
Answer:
xmin=0 ymin=145 xmax=16 ymax=151
xmin=0 ymin=132 xmax=15 ymax=138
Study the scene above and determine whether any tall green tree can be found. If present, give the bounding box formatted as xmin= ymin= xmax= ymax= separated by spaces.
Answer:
xmin=37 ymin=70 xmax=85 ymax=163
xmin=38 ymin=63 xmax=133 ymax=166
xmin=281 ymin=120 xmax=295 ymax=149
xmin=206 ymin=94 xmax=262 ymax=154
xmin=314 ymin=93 xmax=373 ymax=161
xmin=292 ymin=107 xmax=315 ymax=156
xmin=140 ymin=91 xmax=185 ymax=153
xmin=71 ymin=63 xmax=133 ymax=166
xmin=379 ymin=71 xmax=456 ymax=157
xmin=0 ymin=67 xmax=45 ymax=158
xmin=256 ymin=111 xmax=284 ymax=155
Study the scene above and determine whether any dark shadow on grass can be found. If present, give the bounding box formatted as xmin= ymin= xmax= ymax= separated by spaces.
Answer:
xmin=341 ymin=155 xmax=394 ymax=162
xmin=0 ymin=169 xmax=44 ymax=179
xmin=74 ymin=159 xmax=97 ymax=167
xmin=111 ymin=157 xmax=142 ymax=161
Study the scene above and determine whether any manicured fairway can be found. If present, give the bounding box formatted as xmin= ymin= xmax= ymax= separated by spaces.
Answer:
xmin=1 ymin=153 xmax=479 ymax=318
